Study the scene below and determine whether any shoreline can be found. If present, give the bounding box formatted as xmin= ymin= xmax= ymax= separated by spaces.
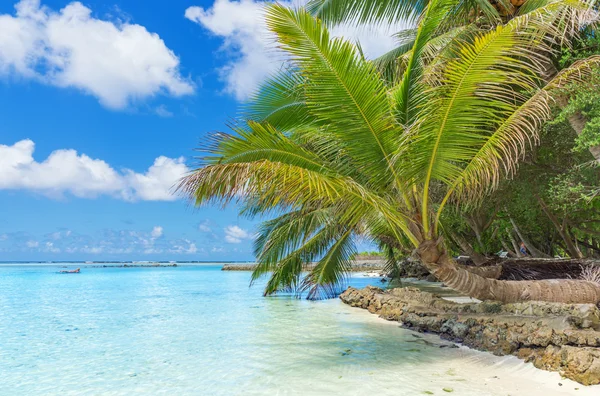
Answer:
xmin=333 ymin=298 xmax=600 ymax=395
xmin=340 ymin=285 xmax=600 ymax=387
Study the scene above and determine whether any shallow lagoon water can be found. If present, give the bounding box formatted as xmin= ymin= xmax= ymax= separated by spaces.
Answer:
xmin=0 ymin=264 xmax=596 ymax=395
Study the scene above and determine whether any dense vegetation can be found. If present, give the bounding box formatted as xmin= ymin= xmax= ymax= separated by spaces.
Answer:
xmin=443 ymin=28 xmax=600 ymax=261
xmin=181 ymin=0 xmax=600 ymax=302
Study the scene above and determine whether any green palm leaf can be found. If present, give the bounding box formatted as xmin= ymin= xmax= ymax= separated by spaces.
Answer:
xmin=440 ymin=56 xmax=600 ymax=210
xmin=407 ymin=4 xmax=571 ymax=233
xmin=306 ymin=0 xmax=427 ymax=25
xmin=261 ymin=221 xmax=351 ymax=296
xmin=242 ymin=69 xmax=314 ymax=131
xmin=393 ymin=0 xmax=453 ymax=126
xmin=266 ymin=5 xmax=404 ymax=191
xmin=302 ymin=228 xmax=355 ymax=299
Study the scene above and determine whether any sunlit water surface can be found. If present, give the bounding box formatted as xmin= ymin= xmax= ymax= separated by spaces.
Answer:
xmin=0 ymin=264 xmax=595 ymax=395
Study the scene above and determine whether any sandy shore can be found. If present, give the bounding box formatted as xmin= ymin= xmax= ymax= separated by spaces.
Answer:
xmin=337 ymin=296 xmax=600 ymax=395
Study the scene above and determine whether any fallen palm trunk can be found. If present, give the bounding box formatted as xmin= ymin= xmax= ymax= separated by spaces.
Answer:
xmin=417 ymin=242 xmax=600 ymax=304
xmin=341 ymin=286 xmax=600 ymax=385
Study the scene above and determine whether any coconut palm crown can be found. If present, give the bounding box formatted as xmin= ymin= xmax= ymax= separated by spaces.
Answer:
xmin=180 ymin=0 xmax=600 ymax=302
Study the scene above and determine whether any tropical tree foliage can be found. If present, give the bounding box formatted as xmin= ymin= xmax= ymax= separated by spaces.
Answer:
xmin=180 ymin=0 xmax=600 ymax=303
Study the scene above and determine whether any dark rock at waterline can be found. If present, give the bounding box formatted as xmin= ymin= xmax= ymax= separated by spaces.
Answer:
xmin=340 ymin=286 xmax=600 ymax=385
xmin=392 ymin=258 xmax=431 ymax=279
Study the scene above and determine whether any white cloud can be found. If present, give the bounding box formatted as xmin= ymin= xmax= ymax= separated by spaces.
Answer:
xmin=123 ymin=156 xmax=189 ymax=201
xmin=198 ymin=220 xmax=212 ymax=232
xmin=187 ymin=243 xmax=198 ymax=253
xmin=170 ymin=240 xmax=199 ymax=254
xmin=44 ymin=241 xmax=60 ymax=253
xmin=224 ymin=225 xmax=251 ymax=243
xmin=151 ymin=226 xmax=163 ymax=238
xmin=154 ymin=105 xmax=174 ymax=117
xmin=0 ymin=0 xmax=194 ymax=109
xmin=26 ymin=240 xmax=38 ymax=247
xmin=185 ymin=0 xmax=409 ymax=100
xmin=0 ymin=139 xmax=189 ymax=201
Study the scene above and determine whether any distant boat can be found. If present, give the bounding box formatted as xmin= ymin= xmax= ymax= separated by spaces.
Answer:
xmin=59 ymin=268 xmax=80 ymax=274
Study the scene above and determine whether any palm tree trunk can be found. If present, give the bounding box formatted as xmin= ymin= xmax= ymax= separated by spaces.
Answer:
xmin=416 ymin=240 xmax=600 ymax=303
xmin=449 ymin=232 xmax=488 ymax=265
xmin=507 ymin=229 xmax=524 ymax=257
xmin=510 ymin=217 xmax=551 ymax=258
xmin=537 ymin=197 xmax=583 ymax=258
xmin=500 ymin=237 xmax=517 ymax=257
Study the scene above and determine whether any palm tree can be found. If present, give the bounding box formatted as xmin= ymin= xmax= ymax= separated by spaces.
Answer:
xmin=308 ymin=0 xmax=600 ymax=163
xmin=179 ymin=1 xmax=600 ymax=302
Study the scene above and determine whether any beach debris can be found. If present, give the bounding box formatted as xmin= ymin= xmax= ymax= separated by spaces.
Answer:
xmin=407 ymin=337 xmax=442 ymax=347
xmin=442 ymin=388 xmax=454 ymax=393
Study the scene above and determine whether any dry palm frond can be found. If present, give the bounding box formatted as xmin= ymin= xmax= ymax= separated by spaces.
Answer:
xmin=580 ymin=265 xmax=600 ymax=284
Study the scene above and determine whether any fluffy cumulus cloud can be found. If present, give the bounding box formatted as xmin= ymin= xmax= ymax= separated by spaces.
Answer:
xmin=224 ymin=225 xmax=252 ymax=243
xmin=122 ymin=156 xmax=189 ymax=201
xmin=185 ymin=0 xmax=409 ymax=100
xmin=0 ymin=139 xmax=189 ymax=201
xmin=0 ymin=0 xmax=194 ymax=108
xmin=151 ymin=226 xmax=164 ymax=238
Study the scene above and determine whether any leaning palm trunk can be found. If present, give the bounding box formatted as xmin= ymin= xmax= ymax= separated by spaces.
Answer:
xmin=417 ymin=241 xmax=600 ymax=303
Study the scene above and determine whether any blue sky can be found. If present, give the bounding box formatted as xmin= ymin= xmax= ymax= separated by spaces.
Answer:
xmin=0 ymin=0 xmax=402 ymax=261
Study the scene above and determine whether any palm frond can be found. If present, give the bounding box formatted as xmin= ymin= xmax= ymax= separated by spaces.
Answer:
xmin=405 ymin=3 xmax=573 ymax=232
xmin=441 ymin=55 xmax=600 ymax=207
xmin=266 ymin=5 xmax=405 ymax=190
xmin=208 ymin=122 xmax=334 ymax=173
xmin=380 ymin=239 xmax=402 ymax=277
xmin=261 ymin=221 xmax=351 ymax=297
xmin=302 ymin=229 xmax=355 ymax=299
xmin=242 ymin=69 xmax=314 ymax=132
xmin=251 ymin=206 xmax=334 ymax=284
xmin=372 ymin=28 xmax=417 ymax=83
xmin=179 ymin=156 xmax=417 ymax=246
xmin=380 ymin=25 xmax=470 ymax=85
xmin=306 ymin=0 xmax=427 ymax=25
xmin=392 ymin=0 xmax=454 ymax=126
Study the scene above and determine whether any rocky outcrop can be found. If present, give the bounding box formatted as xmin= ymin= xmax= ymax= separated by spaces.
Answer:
xmin=393 ymin=258 xmax=434 ymax=280
xmin=340 ymin=286 xmax=600 ymax=385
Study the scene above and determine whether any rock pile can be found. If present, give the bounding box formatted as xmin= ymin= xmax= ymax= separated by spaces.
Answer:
xmin=340 ymin=286 xmax=600 ymax=385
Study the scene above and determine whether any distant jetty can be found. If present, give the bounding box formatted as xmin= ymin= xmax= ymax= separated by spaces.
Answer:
xmin=91 ymin=263 xmax=178 ymax=268
xmin=222 ymin=258 xmax=386 ymax=272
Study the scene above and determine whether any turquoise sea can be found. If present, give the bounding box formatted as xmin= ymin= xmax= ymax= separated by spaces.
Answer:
xmin=0 ymin=264 xmax=595 ymax=395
